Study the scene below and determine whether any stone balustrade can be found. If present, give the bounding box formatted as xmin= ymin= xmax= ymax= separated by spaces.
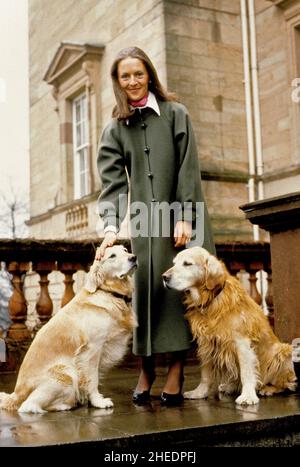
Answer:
xmin=0 ymin=239 xmax=272 ymax=372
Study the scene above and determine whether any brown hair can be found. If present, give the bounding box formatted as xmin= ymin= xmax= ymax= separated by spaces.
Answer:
xmin=110 ymin=46 xmax=177 ymax=120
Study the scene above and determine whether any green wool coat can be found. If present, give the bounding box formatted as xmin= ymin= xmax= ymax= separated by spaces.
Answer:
xmin=97 ymin=99 xmax=215 ymax=356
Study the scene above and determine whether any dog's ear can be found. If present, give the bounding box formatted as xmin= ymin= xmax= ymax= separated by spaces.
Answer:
xmin=85 ymin=260 xmax=104 ymax=293
xmin=205 ymin=255 xmax=225 ymax=291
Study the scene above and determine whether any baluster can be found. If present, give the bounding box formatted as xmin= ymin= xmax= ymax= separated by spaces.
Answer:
xmin=34 ymin=262 xmax=55 ymax=326
xmin=75 ymin=207 xmax=80 ymax=229
xmin=84 ymin=206 xmax=88 ymax=228
xmin=80 ymin=206 xmax=84 ymax=229
xmin=228 ymin=261 xmax=243 ymax=277
xmin=265 ymin=268 xmax=274 ymax=328
xmin=58 ymin=262 xmax=77 ymax=307
xmin=7 ymin=262 xmax=30 ymax=341
xmin=247 ymin=266 xmax=262 ymax=306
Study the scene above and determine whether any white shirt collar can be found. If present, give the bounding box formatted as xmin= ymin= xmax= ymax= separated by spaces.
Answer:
xmin=129 ymin=91 xmax=161 ymax=116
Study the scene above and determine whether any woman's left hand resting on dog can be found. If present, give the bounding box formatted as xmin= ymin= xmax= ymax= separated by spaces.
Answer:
xmin=96 ymin=221 xmax=192 ymax=260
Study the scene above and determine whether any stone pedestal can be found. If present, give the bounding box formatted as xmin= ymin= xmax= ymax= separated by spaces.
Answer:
xmin=240 ymin=192 xmax=300 ymax=344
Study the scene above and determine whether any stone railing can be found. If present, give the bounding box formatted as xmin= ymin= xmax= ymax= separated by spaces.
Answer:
xmin=217 ymin=241 xmax=273 ymax=324
xmin=0 ymin=239 xmax=272 ymax=372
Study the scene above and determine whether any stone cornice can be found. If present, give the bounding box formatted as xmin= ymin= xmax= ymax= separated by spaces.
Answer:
xmin=259 ymin=163 xmax=300 ymax=182
xmin=43 ymin=41 xmax=105 ymax=87
xmin=240 ymin=191 xmax=300 ymax=232
xmin=201 ymin=169 xmax=248 ymax=183
xmin=270 ymin=0 xmax=300 ymax=19
xmin=270 ymin=0 xmax=298 ymax=8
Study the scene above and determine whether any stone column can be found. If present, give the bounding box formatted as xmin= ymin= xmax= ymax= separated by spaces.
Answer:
xmin=240 ymin=192 xmax=300 ymax=344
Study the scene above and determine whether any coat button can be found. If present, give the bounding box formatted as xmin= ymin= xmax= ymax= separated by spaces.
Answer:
xmin=147 ymin=172 xmax=153 ymax=179
xmin=141 ymin=122 xmax=147 ymax=129
xmin=144 ymin=146 xmax=150 ymax=154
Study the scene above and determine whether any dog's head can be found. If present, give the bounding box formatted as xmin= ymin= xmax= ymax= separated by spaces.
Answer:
xmin=85 ymin=245 xmax=137 ymax=293
xmin=162 ymin=247 xmax=226 ymax=295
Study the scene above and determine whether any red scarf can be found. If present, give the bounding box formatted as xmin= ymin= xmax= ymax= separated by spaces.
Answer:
xmin=129 ymin=94 xmax=148 ymax=107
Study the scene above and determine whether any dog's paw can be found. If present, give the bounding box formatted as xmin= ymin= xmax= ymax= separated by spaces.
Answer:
xmin=259 ymin=385 xmax=277 ymax=397
xmin=99 ymin=397 xmax=114 ymax=409
xmin=218 ymin=383 xmax=237 ymax=395
xmin=18 ymin=402 xmax=47 ymax=414
xmin=90 ymin=394 xmax=114 ymax=409
xmin=0 ymin=393 xmax=20 ymax=411
xmin=49 ymin=404 xmax=73 ymax=411
xmin=235 ymin=393 xmax=259 ymax=405
xmin=184 ymin=388 xmax=208 ymax=399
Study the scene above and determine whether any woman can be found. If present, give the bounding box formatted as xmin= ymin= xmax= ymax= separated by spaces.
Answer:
xmin=96 ymin=47 xmax=215 ymax=406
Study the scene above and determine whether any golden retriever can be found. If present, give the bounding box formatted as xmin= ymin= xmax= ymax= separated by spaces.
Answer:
xmin=0 ymin=245 xmax=137 ymax=413
xmin=163 ymin=247 xmax=297 ymax=405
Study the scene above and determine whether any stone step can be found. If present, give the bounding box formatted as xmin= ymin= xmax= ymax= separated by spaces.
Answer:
xmin=1 ymin=366 xmax=300 ymax=449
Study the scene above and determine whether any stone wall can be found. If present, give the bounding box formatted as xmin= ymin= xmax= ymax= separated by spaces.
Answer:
xmin=255 ymin=0 xmax=300 ymax=197
xmin=29 ymin=0 xmax=167 ymax=220
xmin=29 ymin=0 xmax=254 ymax=241
xmin=164 ymin=0 xmax=250 ymax=239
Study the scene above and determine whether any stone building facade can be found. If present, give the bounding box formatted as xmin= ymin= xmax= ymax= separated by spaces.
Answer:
xmin=256 ymin=0 xmax=300 ymax=197
xmin=27 ymin=0 xmax=300 ymax=242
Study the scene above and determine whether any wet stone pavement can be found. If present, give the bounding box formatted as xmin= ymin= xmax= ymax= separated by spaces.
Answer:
xmin=1 ymin=364 xmax=300 ymax=449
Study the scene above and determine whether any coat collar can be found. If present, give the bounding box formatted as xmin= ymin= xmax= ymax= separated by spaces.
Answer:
xmin=128 ymin=91 xmax=161 ymax=116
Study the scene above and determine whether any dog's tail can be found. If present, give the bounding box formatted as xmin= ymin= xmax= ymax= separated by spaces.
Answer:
xmin=0 ymin=392 xmax=21 ymax=411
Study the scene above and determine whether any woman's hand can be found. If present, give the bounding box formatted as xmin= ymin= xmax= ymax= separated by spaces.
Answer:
xmin=174 ymin=221 xmax=192 ymax=248
xmin=95 ymin=231 xmax=117 ymax=260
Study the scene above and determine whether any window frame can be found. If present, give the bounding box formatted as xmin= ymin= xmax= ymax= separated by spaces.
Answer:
xmin=72 ymin=92 xmax=90 ymax=199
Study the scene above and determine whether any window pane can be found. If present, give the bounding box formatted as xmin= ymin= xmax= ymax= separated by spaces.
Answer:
xmin=82 ymin=95 xmax=87 ymax=116
xmin=80 ymin=171 xmax=87 ymax=196
xmin=79 ymin=149 xmax=85 ymax=171
xmin=82 ymin=96 xmax=88 ymax=144
xmin=76 ymin=123 xmax=81 ymax=147
xmin=75 ymin=101 xmax=81 ymax=123
xmin=82 ymin=119 xmax=87 ymax=144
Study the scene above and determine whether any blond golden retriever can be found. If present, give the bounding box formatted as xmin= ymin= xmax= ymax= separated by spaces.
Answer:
xmin=0 ymin=245 xmax=137 ymax=413
xmin=163 ymin=247 xmax=297 ymax=405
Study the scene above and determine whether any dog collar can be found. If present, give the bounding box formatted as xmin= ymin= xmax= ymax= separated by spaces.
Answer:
xmin=213 ymin=283 xmax=225 ymax=298
xmin=109 ymin=291 xmax=132 ymax=304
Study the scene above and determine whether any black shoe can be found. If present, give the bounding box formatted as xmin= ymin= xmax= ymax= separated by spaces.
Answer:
xmin=132 ymin=390 xmax=151 ymax=405
xmin=160 ymin=392 xmax=184 ymax=407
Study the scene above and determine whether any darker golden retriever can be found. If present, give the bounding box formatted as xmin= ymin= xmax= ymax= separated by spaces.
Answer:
xmin=163 ymin=247 xmax=297 ymax=405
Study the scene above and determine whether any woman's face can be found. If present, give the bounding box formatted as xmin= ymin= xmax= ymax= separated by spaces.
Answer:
xmin=117 ymin=57 xmax=149 ymax=102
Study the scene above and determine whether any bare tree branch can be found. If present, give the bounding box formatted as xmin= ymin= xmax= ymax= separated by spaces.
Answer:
xmin=0 ymin=177 xmax=29 ymax=239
